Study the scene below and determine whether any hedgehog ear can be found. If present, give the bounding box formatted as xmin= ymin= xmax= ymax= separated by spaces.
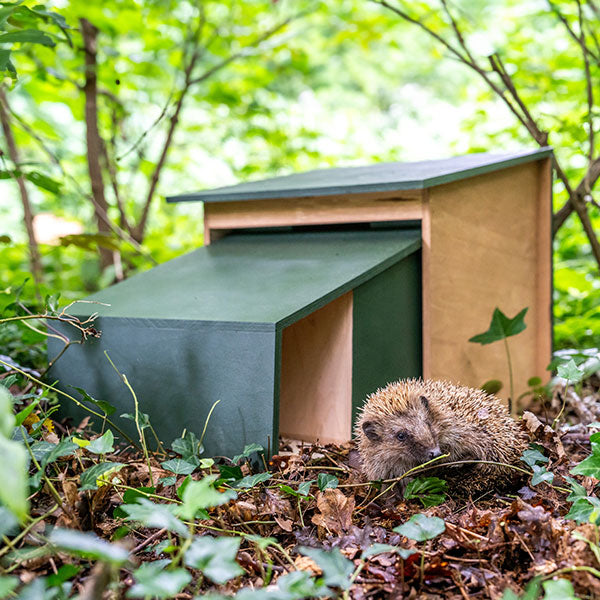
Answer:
xmin=362 ymin=421 xmax=381 ymax=442
xmin=420 ymin=395 xmax=429 ymax=410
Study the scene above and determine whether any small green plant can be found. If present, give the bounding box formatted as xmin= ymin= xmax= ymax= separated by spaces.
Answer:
xmin=469 ymin=307 xmax=528 ymax=408
xmin=403 ymin=476 xmax=447 ymax=507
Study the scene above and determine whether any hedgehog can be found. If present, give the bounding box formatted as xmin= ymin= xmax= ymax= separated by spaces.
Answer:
xmin=355 ymin=378 xmax=529 ymax=493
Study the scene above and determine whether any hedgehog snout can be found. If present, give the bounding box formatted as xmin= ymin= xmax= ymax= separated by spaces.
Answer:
xmin=427 ymin=446 xmax=442 ymax=460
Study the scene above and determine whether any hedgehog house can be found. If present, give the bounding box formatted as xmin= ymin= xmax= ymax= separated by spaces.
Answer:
xmin=50 ymin=147 xmax=553 ymax=458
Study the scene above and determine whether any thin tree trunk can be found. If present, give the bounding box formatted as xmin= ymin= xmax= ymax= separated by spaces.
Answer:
xmin=0 ymin=87 xmax=43 ymax=284
xmin=81 ymin=18 xmax=113 ymax=270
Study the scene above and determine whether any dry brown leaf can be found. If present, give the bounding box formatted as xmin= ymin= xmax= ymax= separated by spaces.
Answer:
xmin=294 ymin=555 xmax=322 ymax=576
xmin=274 ymin=516 xmax=293 ymax=532
xmin=311 ymin=489 xmax=354 ymax=535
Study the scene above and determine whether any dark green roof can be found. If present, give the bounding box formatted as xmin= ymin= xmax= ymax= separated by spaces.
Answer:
xmin=168 ymin=147 xmax=552 ymax=203
xmin=81 ymin=229 xmax=420 ymax=330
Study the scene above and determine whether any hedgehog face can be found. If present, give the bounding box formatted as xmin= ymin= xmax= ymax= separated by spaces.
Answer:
xmin=361 ymin=395 xmax=442 ymax=470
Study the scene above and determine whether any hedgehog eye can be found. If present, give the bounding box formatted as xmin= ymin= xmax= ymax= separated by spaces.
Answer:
xmin=396 ymin=431 xmax=408 ymax=442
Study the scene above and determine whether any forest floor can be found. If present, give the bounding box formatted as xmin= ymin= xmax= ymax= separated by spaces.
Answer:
xmin=3 ymin=373 xmax=600 ymax=600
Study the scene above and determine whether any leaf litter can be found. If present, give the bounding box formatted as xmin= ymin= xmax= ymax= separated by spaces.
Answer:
xmin=1 ymin=373 xmax=600 ymax=598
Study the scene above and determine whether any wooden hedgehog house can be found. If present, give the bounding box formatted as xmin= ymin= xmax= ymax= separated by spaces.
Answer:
xmin=50 ymin=148 xmax=553 ymax=458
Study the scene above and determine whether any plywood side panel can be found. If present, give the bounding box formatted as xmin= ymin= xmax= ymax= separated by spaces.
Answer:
xmin=535 ymin=158 xmax=553 ymax=377
xmin=427 ymin=162 xmax=551 ymax=403
xmin=204 ymin=191 xmax=423 ymax=243
xmin=352 ymin=255 xmax=422 ymax=425
xmin=279 ymin=292 xmax=353 ymax=443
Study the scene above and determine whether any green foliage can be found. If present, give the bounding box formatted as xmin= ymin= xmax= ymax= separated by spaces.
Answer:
xmin=393 ymin=513 xmax=446 ymax=541
xmin=184 ymin=536 xmax=244 ymax=584
xmin=176 ymin=475 xmax=237 ymax=520
xmin=557 ymin=359 xmax=585 ymax=383
xmin=0 ymin=385 xmax=29 ymax=521
xmin=49 ymin=528 xmax=130 ymax=564
xmin=127 ymin=562 xmax=192 ymax=599
xmin=469 ymin=308 xmax=528 ymax=345
xmin=403 ymin=476 xmax=448 ymax=507
xmin=520 ymin=447 xmax=549 ymax=468
xmin=121 ymin=498 xmax=189 ymax=537
xmin=79 ymin=461 xmax=124 ymax=491
xmin=232 ymin=443 xmax=264 ymax=465
xmin=299 ymin=547 xmax=354 ymax=590
xmin=85 ymin=429 xmax=115 ymax=454
xmin=317 ymin=473 xmax=339 ymax=491
xmin=542 ymin=579 xmax=579 ymax=600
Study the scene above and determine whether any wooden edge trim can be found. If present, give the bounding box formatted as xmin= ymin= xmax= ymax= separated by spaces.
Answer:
xmin=421 ymin=188 xmax=431 ymax=379
xmin=536 ymin=157 xmax=553 ymax=379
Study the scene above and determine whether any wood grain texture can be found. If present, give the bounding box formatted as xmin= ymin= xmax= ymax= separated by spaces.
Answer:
xmin=426 ymin=162 xmax=552 ymax=403
xmin=279 ymin=292 xmax=353 ymax=443
xmin=204 ymin=190 xmax=423 ymax=242
xmin=535 ymin=158 xmax=553 ymax=379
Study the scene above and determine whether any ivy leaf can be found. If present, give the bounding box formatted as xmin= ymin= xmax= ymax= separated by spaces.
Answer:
xmin=47 ymin=564 xmax=80 ymax=587
xmin=531 ymin=465 xmax=554 ymax=486
xmin=542 ymin=578 xmax=579 ymax=600
xmin=127 ymin=562 xmax=191 ymax=599
xmin=49 ymin=528 xmax=129 ymax=565
xmin=275 ymin=571 xmax=330 ymax=598
xmin=79 ymin=462 xmax=124 ymax=491
xmin=469 ymin=307 xmax=528 ymax=345
xmin=0 ymin=507 xmax=19 ymax=537
xmin=280 ymin=480 xmax=315 ymax=498
xmin=234 ymin=472 xmax=271 ymax=489
xmin=565 ymin=476 xmax=587 ymax=501
xmin=299 ymin=547 xmax=354 ymax=590
xmin=176 ymin=475 xmax=237 ymax=521
xmin=565 ymin=496 xmax=600 ymax=524
xmin=171 ymin=431 xmax=203 ymax=461
xmin=121 ymin=498 xmax=188 ymax=537
xmin=394 ymin=513 xmax=446 ymax=541
xmin=557 ymin=359 xmax=584 ymax=383
xmin=361 ymin=543 xmax=408 ymax=559
xmin=218 ymin=464 xmax=243 ymax=482
xmin=161 ymin=458 xmax=196 ymax=475
xmin=43 ymin=438 xmax=78 ymax=467
xmin=232 ymin=443 xmax=264 ymax=464
xmin=184 ymin=536 xmax=243 ymax=584
xmin=317 ymin=473 xmax=339 ymax=491
xmin=86 ymin=430 xmax=115 ymax=455
xmin=571 ymin=448 xmax=600 ymax=479
xmin=120 ymin=411 xmax=150 ymax=429
xmin=71 ymin=387 xmax=115 ymax=416
xmin=520 ymin=448 xmax=549 ymax=468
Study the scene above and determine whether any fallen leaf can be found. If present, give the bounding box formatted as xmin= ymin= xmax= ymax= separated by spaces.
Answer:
xmin=311 ymin=489 xmax=355 ymax=535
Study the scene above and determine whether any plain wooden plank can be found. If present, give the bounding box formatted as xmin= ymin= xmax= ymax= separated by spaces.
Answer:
xmin=204 ymin=191 xmax=423 ymax=242
xmin=535 ymin=158 xmax=553 ymax=379
xmin=279 ymin=292 xmax=353 ymax=443
xmin=427 ymin=162 xmax=551 ymax=403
